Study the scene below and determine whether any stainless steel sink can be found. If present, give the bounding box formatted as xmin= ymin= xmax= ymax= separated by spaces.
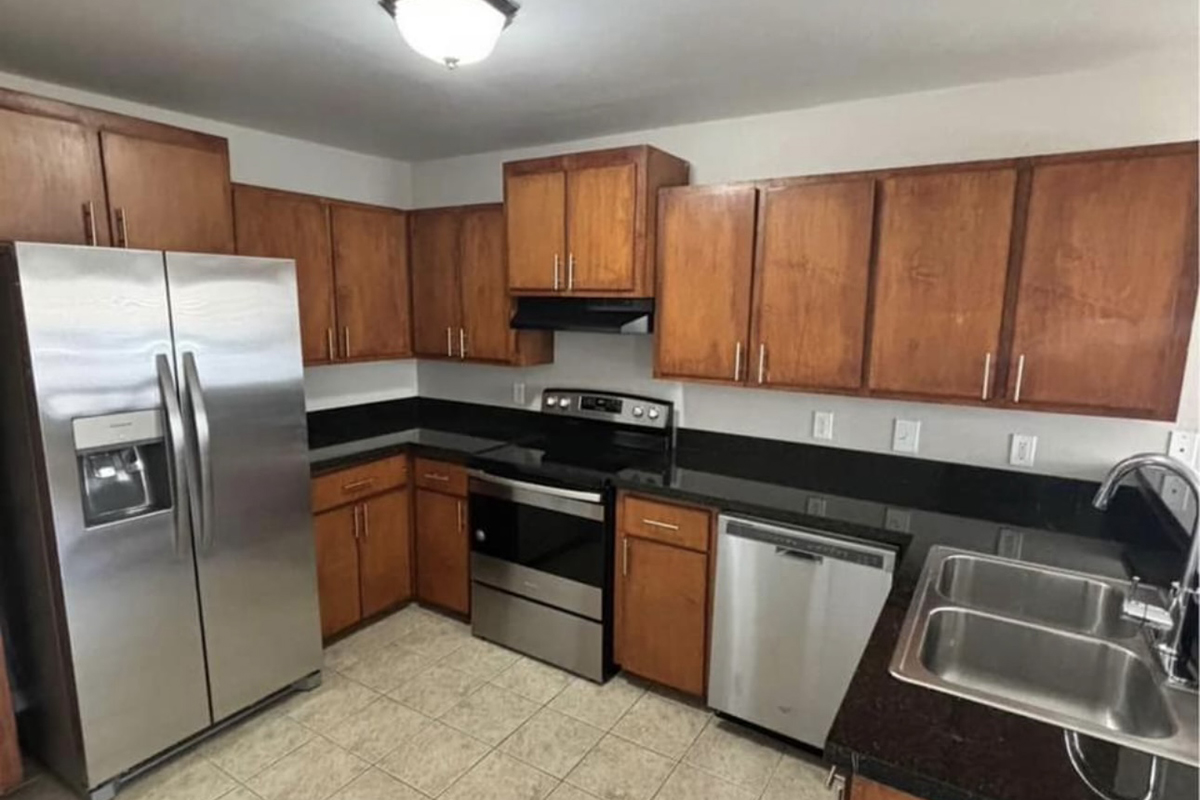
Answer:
xmin=936 ymin=554 xmax=1139 ymax=639
xmin=891 ymin=547 xmax=1198 ymax=767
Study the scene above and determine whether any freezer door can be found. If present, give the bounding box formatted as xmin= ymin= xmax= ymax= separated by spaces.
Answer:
xmin=12 ymin=243 xmax=211 ymax=786
xmin=165 ymin=252 xmax=322 ymax=720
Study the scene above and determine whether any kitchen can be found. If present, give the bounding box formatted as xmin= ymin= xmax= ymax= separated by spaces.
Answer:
xmin=0 ymin=2 xmax=1197 ymax=800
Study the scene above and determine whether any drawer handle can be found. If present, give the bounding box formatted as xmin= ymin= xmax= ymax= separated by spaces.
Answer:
xmin=424 ymin=473 xmax=451 ymax=482
xmin=342 ymin=478 xmax=376 ymax=492
xmin=642 ymin=518 xmax=680 ymax=531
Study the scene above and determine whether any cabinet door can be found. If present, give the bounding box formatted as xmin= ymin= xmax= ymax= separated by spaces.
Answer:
xmin=415 ymin=489 xmax=469 ymax=615
xmin=506 ymin=171 xmax=565 ymax=291
xmin=617 ymin=534 xmax=708 ymax=696
xmin=410 ymin=209 xmax=463 ymax=357
xmin=359 ymin=490 xmax=413 ymax=618
xmin=460 ymin=206 xmax=516 ymax=363
xmin=233 ymin=186 xmax=335 ymax=365
xmin=331 ymin=205 xmax=412 ymax=361
xmin=314 ymin=506 xmax=362 ymax=638
xmin=752 ymin=180 xmax=875 ymax=390
xmin=100 ymin=131 xmax=234 ymax=254
xmin=0 ymin=108 xmax=109 ymax=245
xmin=1007 ymin=153 xmax=1197 ymax=418
xmin=566 ymin=164 xmax=637 ymax=291
xmin=655 ymin=186 xmax=757 ymax=382
xmin=868 ymin=169 xmax=1016 ymax=400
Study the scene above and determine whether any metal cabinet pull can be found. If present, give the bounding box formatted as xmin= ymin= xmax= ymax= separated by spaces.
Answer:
xmin=342 ymin=478 xmax=376 ymax=492
xmin=352 ymin=505 xmax=361 ymax=540
xmin=642 ymin=518 xmax=680 ymax=531
xmin=459 ymin=328 xmax=466 ymax=359
xmin=568 ymin=253 xmax=575 ymax=291
xmin=981 ymin=352 xmax=992 ymax=401
xmin=115 ymin=208 xmax=129 ymax=247
xmin=824 ymin=767 xmax=847 ymax=800
xmin=1014 ymin=354 xmax=1026 ymax=403
xmin=326 ymin=328 xmax=335 ymax=361
xmin=424 ymin=472 xmax=450 ymax=482
xmin=83 ymin=201 xmax=97 ymax=245
xmin=622 ymin=537 xmax=629 ymax=577
xmin=342 ymin=327 xmax=351 ymax=359
xmin=446 ymin=327 xmax=454 ymax=357
xmin=733 ymin=342 xmax=743 ymax=381
xmin=457 ymin=500 xmax=464 ymax=533
xmin=757 ymin=343 xmax=766 ymax=384
xmin=362 ymin=503 xmax=369 ymax=539
xmin=553 ymin=254 xmax=561 ymax=291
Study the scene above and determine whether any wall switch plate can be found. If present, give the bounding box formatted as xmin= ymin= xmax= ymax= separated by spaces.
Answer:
xmin=892 ymin=419 xmax=920 ymax=454
xmin=1009 ymin=434 xmax=1038 ymax=467
xmin=806 ymin=496 xmax=828 ymax=517
xmin=884 ymin=508 xmax=911 ymax=533
xmin=812 ymin=411 xmax=835 ymax=441
xmin=1167 ymin=430 xmax=1198 ymax=466
xmin=1162 ymin=475 xmax=1193 ymax=516
xmin=512 ymin=382 xmax=526 ymax=406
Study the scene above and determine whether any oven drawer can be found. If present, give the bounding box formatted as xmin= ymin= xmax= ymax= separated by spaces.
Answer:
xmin=311 ymin=456 xmax=407 ymax=513
xmin=472 ymin=553 xmax=602 ymax=620
xmin=472 ymin=583 xmax=604 ymax=682
xmin=620 ymin=494 xmax=712 ymax=552
xmin=414 ymin=458 xmax=468 ymax=496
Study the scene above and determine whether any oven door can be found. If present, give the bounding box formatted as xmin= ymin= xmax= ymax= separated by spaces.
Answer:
xmin=468 ymin=471 xmax=608 ymax=620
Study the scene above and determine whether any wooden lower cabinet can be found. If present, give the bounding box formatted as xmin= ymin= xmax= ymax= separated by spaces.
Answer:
xmin=312 ymin=464 xmax=413 ymax=639
xmin=851 ymin=777 xmax=926 ymax=800
xmin=615 ymin=493 xmax=714 ymax=697
xmin=414 ymin=462 xmax=470 ymax=615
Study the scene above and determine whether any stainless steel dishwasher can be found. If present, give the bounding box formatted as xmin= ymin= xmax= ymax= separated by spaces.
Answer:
xmin=708 ymin=514 xmax=895 ymax=749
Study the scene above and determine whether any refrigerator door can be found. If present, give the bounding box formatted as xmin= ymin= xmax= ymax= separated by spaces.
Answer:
xmin=12 ymin=243 xmax=211 ymax=786
xmin=165 ymin=252 xmax=322 ymax=720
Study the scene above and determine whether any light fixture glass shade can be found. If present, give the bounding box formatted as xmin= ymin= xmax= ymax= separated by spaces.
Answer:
xmin=394 ymin=0 xmax=507 ymax=68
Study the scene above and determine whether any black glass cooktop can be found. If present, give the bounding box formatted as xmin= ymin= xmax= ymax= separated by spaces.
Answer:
xmin=473 ymin=424 xmax=673 ymax=490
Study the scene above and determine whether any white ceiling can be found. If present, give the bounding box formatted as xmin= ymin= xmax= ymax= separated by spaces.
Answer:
xmin=0 ymin=0 xmax=1193 ymax=161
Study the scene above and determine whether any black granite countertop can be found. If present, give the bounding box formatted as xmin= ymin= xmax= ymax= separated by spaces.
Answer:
xmin=306 ymin=398 xmax=1197 ymax=800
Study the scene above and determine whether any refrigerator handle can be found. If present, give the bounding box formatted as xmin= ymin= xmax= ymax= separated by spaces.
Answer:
xmin=156 ymin=354 xmax=190 ymax=556
xmin=182 ymin=352 xmax=215 ymax=551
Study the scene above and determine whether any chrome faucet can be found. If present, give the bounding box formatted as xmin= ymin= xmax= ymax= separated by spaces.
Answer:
xmin=1094 ymin=452 xmax=1200 ymax=686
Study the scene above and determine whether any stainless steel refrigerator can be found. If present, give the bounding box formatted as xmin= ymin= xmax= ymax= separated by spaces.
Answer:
xmin=0 ymin=243 xmax=323 ymax=798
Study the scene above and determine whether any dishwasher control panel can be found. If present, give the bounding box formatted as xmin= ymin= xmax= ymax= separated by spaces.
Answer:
xmin=723 ymin=518 xmax=896 ymax=571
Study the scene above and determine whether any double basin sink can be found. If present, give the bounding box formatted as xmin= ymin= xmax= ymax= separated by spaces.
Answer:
xmin=890 ymin=547 xmax=1198 ymax=766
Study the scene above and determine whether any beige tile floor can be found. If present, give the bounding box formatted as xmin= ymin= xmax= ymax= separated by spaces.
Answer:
xmin=11 ymin=605 xmax=832 ymax=800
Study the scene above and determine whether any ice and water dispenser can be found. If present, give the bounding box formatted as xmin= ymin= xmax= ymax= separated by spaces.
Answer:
xmin=72 ymin=410 xmax=172 ymax=526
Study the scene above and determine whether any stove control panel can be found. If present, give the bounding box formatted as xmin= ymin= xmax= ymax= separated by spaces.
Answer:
xmin=540 ymin=389 xmax=673 ymax=430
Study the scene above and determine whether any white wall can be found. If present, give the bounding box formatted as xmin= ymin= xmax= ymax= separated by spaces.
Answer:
xmin=413 ymin=50 xmax=1200 ymax=481
xmin=0 ymin=70 xmax=421 ymax=409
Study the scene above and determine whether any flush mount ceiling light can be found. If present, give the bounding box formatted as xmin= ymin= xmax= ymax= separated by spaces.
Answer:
xmin=379 ymin=0 xmax=519 ymax=69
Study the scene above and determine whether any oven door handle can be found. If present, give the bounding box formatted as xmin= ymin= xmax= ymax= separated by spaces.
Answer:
xmin=467 ymin=470 xmax=604 ymax=504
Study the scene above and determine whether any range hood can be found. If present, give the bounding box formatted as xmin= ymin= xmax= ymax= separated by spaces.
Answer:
xmin=511 ymin=298 xmax=654 ymax=334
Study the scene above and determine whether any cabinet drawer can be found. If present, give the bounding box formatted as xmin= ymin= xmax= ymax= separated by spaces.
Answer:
xmin=620 ymin=495 xmax=711 ymax=552
xmin=413 ymin=458 xmax=468 ymax=496
xmin=311 ymin=456 xmax=408 ymax=513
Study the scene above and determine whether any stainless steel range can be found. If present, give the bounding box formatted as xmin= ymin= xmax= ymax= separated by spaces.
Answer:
xmin=467 ymin=389 xmax=674 ymax=681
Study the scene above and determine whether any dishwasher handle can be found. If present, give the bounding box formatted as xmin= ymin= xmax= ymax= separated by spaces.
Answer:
xmin=775 ymin=545 xmax=823 ymax=564
xmin=720 ymin=514 xmax=896 ymax=573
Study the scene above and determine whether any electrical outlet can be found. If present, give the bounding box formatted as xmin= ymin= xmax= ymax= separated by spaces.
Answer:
xmin=892 ymin=419 xmax=920 ymax=454
xmin=884 ymin=508 xmax=911 ymax=533
xmin=1009 ymin=434 xmax=1038 ymax=467
xmin=1167 ymin=430 xmax=1198 ymax=466
xmin=812 ymin=411 xmax=834 ymax=441
xmin=806 ymin=496 xmax=828 ymax=517
xmin=512 ymin=381 xmax=526 ymax=406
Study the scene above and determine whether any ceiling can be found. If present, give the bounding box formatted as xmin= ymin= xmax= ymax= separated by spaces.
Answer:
xmin=0 ymin=0 xmax=1193 ymax=161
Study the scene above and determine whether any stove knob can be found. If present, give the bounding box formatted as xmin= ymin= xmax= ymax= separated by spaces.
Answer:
xmin=474 ymin=529 xmax=486 ymax=542
xmin=544 ymin=395 xmax=557 ymax=407
xmin=632 ymin=406 xmax=644 ymax=418
xmin=558 ymin=397 xmax=571 ymax=409
xmin=648 ymin=408 xmax=661 ymax=420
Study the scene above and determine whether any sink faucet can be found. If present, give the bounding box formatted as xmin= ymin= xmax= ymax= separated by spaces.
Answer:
xmin=1094 ymin=452 xmax=1200 ymax=686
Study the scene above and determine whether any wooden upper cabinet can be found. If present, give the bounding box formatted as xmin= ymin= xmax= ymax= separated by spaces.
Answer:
xmin=1006 ymin=151 xmax=1198 ymax=418
xmin=100 ymin=131 xmax=234 ymax=254
xmin=867 ymin=168 xmax=1017 ymax=400
xmin=460 ymin=206 xmax=518 ymax=363
xmin=567 ymin=164 xmax=637 ymax=291
xmin=753 ymin=180 xmax=875 ymax=391
xmin=655 ymin=186 xmax=757 ymax=382
xmin=331 ymin=204 xmax=412 ymax=361
xmin=505 ymin=146 xmax=689 ymax=297
xmin=233 ymin=186 xmax=335 ymax=364
xmin=0 ymin=107 xmax=109 ymax=246
xmin=358 ymin=490 xmax=413 ymax=618
xmin=506 ymin=171 xmax=565 ymax=291
xmin=410 ymin=208 xmax=464 ymax=357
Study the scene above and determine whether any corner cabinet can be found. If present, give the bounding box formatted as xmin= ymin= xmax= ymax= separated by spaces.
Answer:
xmin=615 ymin=493 xmax=716 ymax=697
xmin=233 ymin=185 xmax=413 ymax=366
xmin=653 ymin=142 xmax=1198 ymax=420
xmin=505 ymin=146 xmax=689 ymax=297
xmin=0 ymin=86 xmax=234 ymax=253
xmin=410 ymin=204 xmax=553 ymax=365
